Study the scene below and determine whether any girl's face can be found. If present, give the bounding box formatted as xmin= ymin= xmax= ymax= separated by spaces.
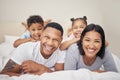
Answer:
xmin=28 ymin=23 xmax=43 ymax=40
xmin=72 ymin=20 xmax=86 ymax=38
xmin=82 ymin=31 xmax=102 ymax=58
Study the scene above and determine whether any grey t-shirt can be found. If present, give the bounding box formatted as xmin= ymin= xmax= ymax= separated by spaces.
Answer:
xmin=64 ymin=43 xmax=118 ymax=72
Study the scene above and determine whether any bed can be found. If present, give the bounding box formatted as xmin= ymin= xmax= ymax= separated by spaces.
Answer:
xmin=0 ymin=35 xmax=120 ymax=80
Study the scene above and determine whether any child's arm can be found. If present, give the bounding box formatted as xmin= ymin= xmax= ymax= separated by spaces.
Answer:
xmin=13 ymin=38 xmax=36 ymax=48
xmin=67 ymin=27 xmax=72 ymax=37
xmin=59 ymin=38 xmax=80 ymax=50
xmin=44 ymin=19 xmax=51 ymax=26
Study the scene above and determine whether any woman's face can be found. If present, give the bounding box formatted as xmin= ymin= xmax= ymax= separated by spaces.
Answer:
xmin=72 ymin=20 xmax=86 ymax=38
xmin=82 ymin=31 xmax=102 ymax=58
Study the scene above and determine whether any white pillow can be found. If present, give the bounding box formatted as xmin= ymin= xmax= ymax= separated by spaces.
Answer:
xmin=0 ymin=42 xmax=15 ymax=57
xmin=4 ymin=35 xmax=19 ymax=44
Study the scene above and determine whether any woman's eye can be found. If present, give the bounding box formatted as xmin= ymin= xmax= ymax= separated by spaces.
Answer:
xmin=80 ymin=26 xmax=84 ymax=28
xmin=38 ymin=28 xmax=42 ymax=30
xmin=95 ymin=40 xmax=100 ymax=43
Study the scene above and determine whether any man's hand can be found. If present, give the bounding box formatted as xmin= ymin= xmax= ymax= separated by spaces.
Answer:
xmin=21 ymin=60 xmax=53 ymax=75
xmin=21 ymin=60 xmax=40 ymax=73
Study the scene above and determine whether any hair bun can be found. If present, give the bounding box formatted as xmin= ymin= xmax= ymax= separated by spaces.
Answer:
xmin=70 ymin=18 xmax=74 ymax=21
xmin=83 ymin=16 xmax=87 ymax=20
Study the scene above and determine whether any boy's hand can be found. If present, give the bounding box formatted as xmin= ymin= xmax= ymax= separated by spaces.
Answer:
xmin=29 ymin=38 xmax=37 ymax=42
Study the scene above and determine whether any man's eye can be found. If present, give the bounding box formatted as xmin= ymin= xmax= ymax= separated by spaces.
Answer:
xmin=85 ymin=39 xmax=90 ymax=41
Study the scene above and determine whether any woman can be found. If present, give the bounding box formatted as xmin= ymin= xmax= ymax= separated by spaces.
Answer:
xmin=64 ymin=24 xmax=118 ymax=73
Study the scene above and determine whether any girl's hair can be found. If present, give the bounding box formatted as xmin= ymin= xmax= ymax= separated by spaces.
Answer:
xmin=77 ymin=23 xmax=105 ymax=59
xmin=27 ymin=15 xmax=44 ymax=27
xmin=70 ymin=16 xmax=87 ymax=26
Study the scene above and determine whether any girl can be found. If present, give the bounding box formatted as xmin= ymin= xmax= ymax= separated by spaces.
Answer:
xmin=60 ymin=16 xmax=87 ymax=50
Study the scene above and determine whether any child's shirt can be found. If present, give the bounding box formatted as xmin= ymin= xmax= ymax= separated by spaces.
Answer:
xmin=63 ymin=33 xmax=75 ymax=42
xmin=20 ymin=30 xmax=31 ymax=39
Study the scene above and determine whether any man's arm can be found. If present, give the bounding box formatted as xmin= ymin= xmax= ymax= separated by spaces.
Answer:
xmin=55 ymin=63 xmax=64 ymax=71
xmin=0 ymin=59 xmax=22 ymax=76
xmin=21 ymin=60 xmax=53 ymax=75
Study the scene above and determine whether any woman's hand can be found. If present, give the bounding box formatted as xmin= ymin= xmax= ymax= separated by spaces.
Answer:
xmin=93 ymin=70 xmax=106 ymax=73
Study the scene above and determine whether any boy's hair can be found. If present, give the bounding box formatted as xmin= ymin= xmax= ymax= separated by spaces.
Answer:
xmin=70 ymin=16 xmax=87 ymax=26
xmin=44 ymin=22 xmax=64 ymax=36
xmin=27 ymin=15 xmax=44 ymax=27
xmin=77 ymin=23 xmax=105 ymax=59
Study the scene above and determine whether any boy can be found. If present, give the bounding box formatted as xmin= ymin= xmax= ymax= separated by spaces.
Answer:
xmin=13 ymin=15 xmax=44 ymax=48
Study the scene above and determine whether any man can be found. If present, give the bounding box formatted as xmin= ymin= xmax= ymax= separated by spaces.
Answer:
xmin=0 ymin=22 xmax=64 ymax=76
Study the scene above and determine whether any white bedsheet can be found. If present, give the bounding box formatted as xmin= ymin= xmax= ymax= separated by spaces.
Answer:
xmin=0 ymin=69 xmax=120 ymax=80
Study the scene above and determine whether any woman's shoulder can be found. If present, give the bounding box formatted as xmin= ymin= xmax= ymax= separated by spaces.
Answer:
xmin=66 ymin=43 xmax=80 ymax=58
xmin=70 ymin=43 xmax=77 ymax=47
xmin=68 ymin=43 xmax=78 ymax=51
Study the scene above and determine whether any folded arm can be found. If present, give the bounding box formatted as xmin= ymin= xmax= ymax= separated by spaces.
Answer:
xmin=21 ymin=60 xmax=64 ymax=75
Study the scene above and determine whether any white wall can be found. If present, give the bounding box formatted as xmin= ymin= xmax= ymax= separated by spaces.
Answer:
xmin=0 ymin=0 xmax=119 ymax=56
xmin=97 ymin=0 xmax=120 ymax=56
xmin=0 ymin=0 xmax=103 ymax=26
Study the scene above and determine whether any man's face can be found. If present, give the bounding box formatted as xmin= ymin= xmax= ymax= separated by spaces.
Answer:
xmin=40 ymin=27 xmax=62 ymax=59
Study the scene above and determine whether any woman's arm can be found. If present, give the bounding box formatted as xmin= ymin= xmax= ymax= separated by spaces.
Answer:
xmin=103 ymin=48 xmax=118 ymax=72
xmin=93 ymin=70 xmax=106 ymax=73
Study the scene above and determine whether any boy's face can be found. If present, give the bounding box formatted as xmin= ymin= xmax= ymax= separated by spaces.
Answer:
xmin=28 ymin=23 xmax=43 ymax=40
xmin=40 ymin=27 xmax=62 ymax=59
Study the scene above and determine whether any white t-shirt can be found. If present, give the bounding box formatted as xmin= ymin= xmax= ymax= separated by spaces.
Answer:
xmin=10 ymin=41 xmax=65 ymax=70
xmin=21 ymin=30 xmax=31 ymax=39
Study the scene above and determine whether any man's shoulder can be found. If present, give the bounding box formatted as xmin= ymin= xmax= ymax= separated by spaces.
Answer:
xmin=19 ymin=41 xmax=40 ymax=48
